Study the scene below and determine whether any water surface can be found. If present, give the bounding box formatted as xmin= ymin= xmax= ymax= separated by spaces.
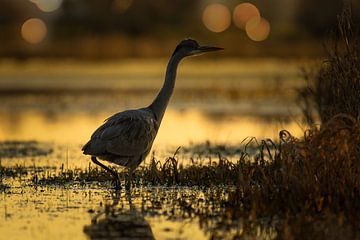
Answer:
xmin=0 ymin=59 xmax=307 ymax=239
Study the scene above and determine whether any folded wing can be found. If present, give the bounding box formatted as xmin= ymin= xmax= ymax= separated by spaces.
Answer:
xmin=82 ymin=109 xmax=159 ymax=158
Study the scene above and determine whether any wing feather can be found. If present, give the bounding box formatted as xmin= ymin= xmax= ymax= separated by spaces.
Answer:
xmin=82 ymin=109 xmax=159 ymax=157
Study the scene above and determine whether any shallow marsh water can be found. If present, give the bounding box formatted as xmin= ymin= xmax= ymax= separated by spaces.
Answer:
xmin=0 ymin=59 xmax=307 ymax=239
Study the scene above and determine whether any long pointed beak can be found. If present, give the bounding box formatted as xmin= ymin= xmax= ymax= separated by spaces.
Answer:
xmin=198 ymin=46 xmax=224 ymax=52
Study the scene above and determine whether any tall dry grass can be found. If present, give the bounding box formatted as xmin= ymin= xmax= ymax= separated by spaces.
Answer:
xmin=298 ymin=7 xmax=360 ymax=124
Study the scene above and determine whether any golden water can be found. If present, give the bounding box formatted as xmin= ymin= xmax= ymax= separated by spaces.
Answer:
xmin=0 ymin=59 xmax=308 ymax=239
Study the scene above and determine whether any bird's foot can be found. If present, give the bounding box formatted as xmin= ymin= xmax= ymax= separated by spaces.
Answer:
xmin=125 ymin=169 xmax=135 ymax=191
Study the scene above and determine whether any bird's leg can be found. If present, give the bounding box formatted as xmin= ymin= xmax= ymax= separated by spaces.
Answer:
xmin=125 ymin=168 xmax=134 ymax=191
xmin=91 ymin=156 xmax=121 ymax=189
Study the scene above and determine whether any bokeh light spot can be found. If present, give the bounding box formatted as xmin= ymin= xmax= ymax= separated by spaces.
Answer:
xmin=245 ymin=16 xmax=261 ymax=31
xmin=32 ymin=0 xmax=63 ymax=12
xmin=202 ymin=3 xmax=231 ymax=33
xmin=112 ymin=0 xmax=133 ymax=13
xmin=233 ymin=3 xmax=260 ymax=30
xmin=245 ymin=17 xmax=270 ymax=42
xmin=21 ymin=18 xmax=47 ymax=44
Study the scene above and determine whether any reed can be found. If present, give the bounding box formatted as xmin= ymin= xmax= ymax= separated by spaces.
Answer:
xmin=298 ymin=7 xmax=360 ymax=124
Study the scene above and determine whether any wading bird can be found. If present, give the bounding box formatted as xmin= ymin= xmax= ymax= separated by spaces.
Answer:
xmin=82 ymin=39 xmax=223 ymax=189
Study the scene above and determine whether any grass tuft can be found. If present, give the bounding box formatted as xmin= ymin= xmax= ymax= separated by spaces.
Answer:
xmin=298 ymin=7 xmax=360 ymax=124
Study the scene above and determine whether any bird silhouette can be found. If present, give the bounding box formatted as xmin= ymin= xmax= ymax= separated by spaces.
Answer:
xmin=82 ymin=39 xmax=223 ymax=189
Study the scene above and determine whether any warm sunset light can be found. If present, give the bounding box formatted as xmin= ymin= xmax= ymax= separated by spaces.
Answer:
xmin=233 ymin=3 xmax=260 ymax=30
xmin=31 ymin=0 xmax=63 ymax=12
xmin=1 ymin=2 xmax=359 ymax=240
xmin=202 ymin=3 xmax=231 ymax=33
xmin=21 ymin=18 xmax=47 ymax=44
xmin=245 ymin=17 xmax=271 ymax=42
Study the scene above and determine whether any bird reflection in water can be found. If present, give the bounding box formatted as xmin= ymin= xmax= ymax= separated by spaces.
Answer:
xmin=84 ymin=190 xmax=154 ymax=239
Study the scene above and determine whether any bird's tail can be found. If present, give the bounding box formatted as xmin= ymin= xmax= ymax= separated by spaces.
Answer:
xmin=81 ymin=141 xmax=91 ymax=154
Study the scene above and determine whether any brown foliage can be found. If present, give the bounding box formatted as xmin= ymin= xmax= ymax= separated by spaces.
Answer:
xmin=298 ymin=7 xmax=360 ymax=124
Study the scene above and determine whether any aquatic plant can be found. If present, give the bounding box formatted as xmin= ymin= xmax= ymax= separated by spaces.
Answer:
xmin=35 ymin=164 xmax=114 ymax=185
xmin=0 ymin=141 xmax=53 ymax=158
xmin=0 ymin=164 xmax=28 ymax=178
xmin=298 ymin=7 xmax=360 ymax=124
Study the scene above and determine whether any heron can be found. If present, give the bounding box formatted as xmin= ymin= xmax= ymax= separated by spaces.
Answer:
xmin=82 ymin=39 xmax=223 ymax=189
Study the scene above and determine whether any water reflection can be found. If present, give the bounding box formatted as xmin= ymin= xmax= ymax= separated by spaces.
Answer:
xmin=0 ymin=59 xmax=308 ymax=239
xmin=0 ymin=108 xmax=303 ymax=149
xmin=82 ymin=187 xmax=276 ymax=239
xmin=0 ymin=101 xmax=304 ymax=170
xmin=84 ymin=190 xmax=154 ymax=239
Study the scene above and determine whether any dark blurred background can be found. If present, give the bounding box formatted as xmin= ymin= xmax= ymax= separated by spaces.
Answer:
xmin=1 ymin=0 xmax=360 ymax=59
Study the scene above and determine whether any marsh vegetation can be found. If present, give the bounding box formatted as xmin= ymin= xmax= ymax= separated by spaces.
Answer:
xmin=1 ymin=109 xmax=359 ymax=239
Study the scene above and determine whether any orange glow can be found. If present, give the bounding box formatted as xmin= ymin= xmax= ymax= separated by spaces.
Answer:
xmin=31 ymin=0 xmax=63 ymax=12
xmin=246 ymin=17 xmax=271 ymax=42
xmin=202 ymin=3 xmax=231 ymax=33
xmin=233 ymin=3 xmax=260 ymax=30
xmin=112 ymin=0 xmax=133 ymax=13
xmin=0 ymin=109 xmax=302 ymax=149
xmin=21 ymin=18 xmax=47 ymax=44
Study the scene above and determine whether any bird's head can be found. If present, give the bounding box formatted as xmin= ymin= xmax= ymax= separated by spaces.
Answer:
xmin=172 ymin=39 xmax=223 ymax=58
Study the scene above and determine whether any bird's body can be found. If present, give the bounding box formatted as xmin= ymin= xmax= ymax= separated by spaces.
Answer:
xmin=82 ymin=108 xmax=159 ymax=170
xmin=82 ymin=39 xmax=222 ymax=189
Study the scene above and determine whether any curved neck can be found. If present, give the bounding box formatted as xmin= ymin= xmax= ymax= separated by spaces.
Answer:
xmin=149 ymin=53 xmax=183 ymax=122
